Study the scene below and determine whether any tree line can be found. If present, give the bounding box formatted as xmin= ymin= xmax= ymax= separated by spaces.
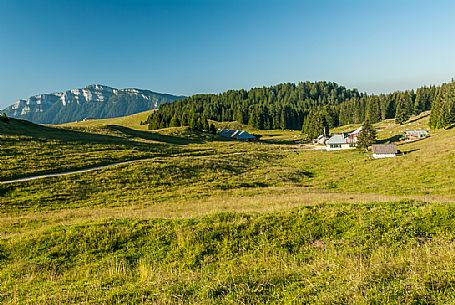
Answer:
xmin=429 ymin=81 xmax=455 ymax=129
xmin=303 ymin=86 xmax=436 ymax=138
xmin=146 ymin=81 xmax=454 ymax=136
xmin=146 ymin=82 xmax=360 ymax=132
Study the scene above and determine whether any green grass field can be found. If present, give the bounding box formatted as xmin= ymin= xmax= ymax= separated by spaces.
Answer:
xmin=0 ymin=113 xmax=454 ymax=304
xmin=61 ymin=109 xmax=155 ymax=130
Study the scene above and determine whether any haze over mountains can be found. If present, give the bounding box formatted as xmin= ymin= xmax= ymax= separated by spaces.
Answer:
xmin=2 ymin=84 xmax=184 ymax=124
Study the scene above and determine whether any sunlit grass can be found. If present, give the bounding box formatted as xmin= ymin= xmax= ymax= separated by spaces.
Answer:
xmin=0 ymin=202 xmax=454 ymax=304
xmin=0 ymin=112 xmax=454 ymax=304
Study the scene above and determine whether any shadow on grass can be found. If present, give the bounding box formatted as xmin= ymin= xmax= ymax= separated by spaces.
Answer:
xmin=105 ymin=125 xmax=206 ymax=145
xmin=0 ymin=118 xmax=150 ymax=145
xmin=402 ymin=149 xmax=420 ymax=155
xmin=261 ymin=139 xmax=300 ymax=145
xmin=259 ymin=134 xmax=299 ymax=145
xmin=287 ymin=169 xmax=314 ymax=183
xmin=377 ymin=134 xmax=403 ymax=144
xmin=0 ymin=119 xmax=199 ymax=163
xmin=1 ymin=118 xmax=209 ymax=149
xmin=406 ymin=112 xmax=430 ymax=124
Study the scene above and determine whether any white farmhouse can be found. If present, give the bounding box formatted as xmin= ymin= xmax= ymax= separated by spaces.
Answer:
xmin=326 ymin=134 xmax=356 ymax=151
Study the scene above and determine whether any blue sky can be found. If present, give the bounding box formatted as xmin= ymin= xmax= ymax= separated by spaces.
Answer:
xmin=1 ymin=0 xmax=454 ymax=108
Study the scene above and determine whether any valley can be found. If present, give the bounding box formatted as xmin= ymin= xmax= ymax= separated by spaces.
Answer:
xmin=0 ymin=111 xmax=453 ymax=304
xmin=2 ymin=1 xmax=454 ymax=304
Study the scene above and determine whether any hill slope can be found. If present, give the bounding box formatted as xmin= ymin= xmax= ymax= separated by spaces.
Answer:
xmin=2 ymin=84 xmax=184 ymax=124
xmin=0 ymin=117 xmax=184 ymax=181
xmin=61 ymin=109 xmax=154 ymax=130
xmin=1 ymin=113 xmax=454 ymax=303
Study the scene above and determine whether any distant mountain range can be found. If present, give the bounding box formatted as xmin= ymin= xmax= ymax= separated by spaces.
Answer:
xmin=2 ymin=84 xmax=185 ymax=124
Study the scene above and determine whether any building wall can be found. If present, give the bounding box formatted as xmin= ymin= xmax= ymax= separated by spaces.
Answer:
xmin=372 ymin=153 xmax=396 ymax=159
xmin=326 ymin=143 xmax=355 ymax=151
xmin=346 ymin=134 xmax=358 ymax=144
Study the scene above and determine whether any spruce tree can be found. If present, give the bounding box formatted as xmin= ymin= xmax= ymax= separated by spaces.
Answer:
xmin=169 ymin=114 xmax=180 ymax=127
xmin=181 ymin=113 xmax=189 ymax=126
xmin=357 ymin=119 xmax=377 ymax=151
xmin=430 ymin=82 xmax=455 ymax=129
xmin=395 ymin=99 xmax=408 ymax=124
xmin=209 ymin=123 xmax=217 ymax=134
xmin=201 ymin=114 xmax=209 ymax=131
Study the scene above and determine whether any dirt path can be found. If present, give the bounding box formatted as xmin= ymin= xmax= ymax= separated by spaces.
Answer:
xmin=0 ymin=158 xmax=153 ymax=185
xmin=0 ymin=151 xmax=233 ymax=185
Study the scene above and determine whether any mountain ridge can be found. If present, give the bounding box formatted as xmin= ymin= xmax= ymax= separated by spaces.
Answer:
xmin=2 ymin=84 xmax=185 ymax=124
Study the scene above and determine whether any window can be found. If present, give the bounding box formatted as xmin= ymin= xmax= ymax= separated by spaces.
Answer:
xmin=330 ymin=144 xmax=341 ymax=148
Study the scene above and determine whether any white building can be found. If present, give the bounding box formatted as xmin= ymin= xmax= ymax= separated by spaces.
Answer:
xmin=314 ymin=134 xmax=329 ymax=145
xmin=326 ymin=134 xmax=356 ymax=150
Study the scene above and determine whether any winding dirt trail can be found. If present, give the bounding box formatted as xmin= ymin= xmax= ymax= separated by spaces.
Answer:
xmin=0 ymin=158 xmax=153 ymax=185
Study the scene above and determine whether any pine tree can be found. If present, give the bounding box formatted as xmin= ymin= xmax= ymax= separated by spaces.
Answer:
xmin=395 ymin=98 xmax=409 ymax=124
xmin=209 ymin=123 xmax=217 ymax=134
xmin=201 ymin=114 xmax=209 ymax=131
xmin=195 ymin=117 xmax=203 ymax=131
xmin=169 ymin=114 xmax=180 ymax=127
xmin=357 ymin=119 xmax=377 ymax=151
xmin=302 ymin=109 xmax=329 ymax=139
xmin=366 ymin=96 xmax=381 ymax=123
xmin=188 ymin=110 xmax=196 ymax=130
xmin=181 ymin=113 xmax=189 ymax=126
xmin=430 ymin=82 xmax=455 ymax=129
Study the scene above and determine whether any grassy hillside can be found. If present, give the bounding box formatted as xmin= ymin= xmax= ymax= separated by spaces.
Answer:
xmin=332 ymin=111 xmax=431 ymax=141
xmin=1 ymin=112 xmax=454 ymax=303
xmin=62 ymin=109 xmax=155 ymax=130
xmin=0 ymin=117 xmax=186 ymax=180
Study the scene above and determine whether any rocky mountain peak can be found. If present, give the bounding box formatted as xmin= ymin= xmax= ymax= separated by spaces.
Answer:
xmin=2 ymin=85 xmax=184 ymax=124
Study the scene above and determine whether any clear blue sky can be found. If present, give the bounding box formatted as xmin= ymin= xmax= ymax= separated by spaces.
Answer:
xmin=1 ymin=0 xmax=455 ymax=108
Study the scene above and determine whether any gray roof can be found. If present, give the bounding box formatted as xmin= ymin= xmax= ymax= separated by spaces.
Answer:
xmin=326 ymin=134 xmax=346 ymax=145
xmin=372 ymin=144 xmax=398 ymax=154
xmin=218 ymin=129 xmax=256 ymax=140
xmin=219 ymin=129 xmax=235 ymax=137
xmin=405 ymin=129 xmax=428 ymax=136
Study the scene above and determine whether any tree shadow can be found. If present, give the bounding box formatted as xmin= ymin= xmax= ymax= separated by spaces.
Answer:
xmin=406 ymin=112 xmax=430 ymax=124
xmin=260 ymin=139 xmax=300 ymax=145
xmin=377 ymin=134 xmax=403 ymax=144
xmin=402 ymin=149 xmax=420 ymax=155
xmin=287 ymin=169 xmax=314 ymax=183
xmin=0 ymin=119 xmax=194 ymax=156
xmin=105 ymin=125 xmax=206 ymax=145
xmin=1 ymin=118 xmax=212 ymax=148
xmin=259 ymin=134 xmax=299 ymax=145
xmin=1 ymin=118 xmax=136 ymax=145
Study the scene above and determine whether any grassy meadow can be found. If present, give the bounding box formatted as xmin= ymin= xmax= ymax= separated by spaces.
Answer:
xmin=0 ymin=112 xmax=454 ymax=304
xmin=61 ymin=110 xmax=155 ymax=130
